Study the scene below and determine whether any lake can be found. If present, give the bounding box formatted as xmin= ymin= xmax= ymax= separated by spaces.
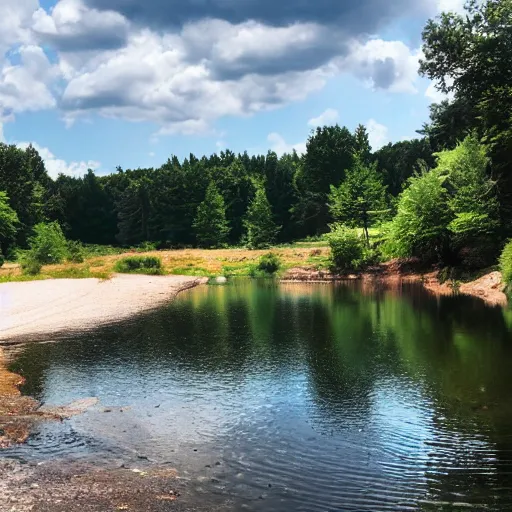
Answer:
xmin=5 ymin=280 xmax=512 ymax=511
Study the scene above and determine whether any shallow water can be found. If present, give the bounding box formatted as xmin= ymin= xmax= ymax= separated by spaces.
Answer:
xmin=5 ymin=280 xmax=512 ymax=510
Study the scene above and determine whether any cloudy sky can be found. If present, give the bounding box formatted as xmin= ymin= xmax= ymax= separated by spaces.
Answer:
xmin=0 ymin=0 xmax=463 ymax=177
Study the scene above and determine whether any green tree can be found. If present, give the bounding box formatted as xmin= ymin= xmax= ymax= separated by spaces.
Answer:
xmin=0 ymin=191 xmax=19 ymax=255
xmin=385 ymin=167 xmax=452 ymax=262
xmin=420 ymin=0 xmax=512 ymax=225
xmin=244 ymin=185 xmax=280 ymax=249
xmin=27 ymin=221 xmax=68 ymax=264
xmin=116 ymin=177 xmax=152 ymax=245
xmin=438 ymin=134 xmax=501 ymax=266
xmin=193 ymin=182 xmax=230 ymax=248
xmin=292 ymin=125 xmax=356 ymax=236
xmin=328 ymin=160 xmax=388 ymax=245
xmin=354 ymin=124 xmax=372 ymax=165
xmin=375 ymin=139 xmax=435 ymax=196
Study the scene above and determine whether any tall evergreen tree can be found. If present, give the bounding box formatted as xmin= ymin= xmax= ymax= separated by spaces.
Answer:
xmin=192 ymin=182 xmax=230 ymax=248
xmin=0 ymin=191 xmax=19 ymax=255
xmin=116 ymin=177 xmax=152 ymax=245
xmin=244 ymin=185 xmax=280 ymax=249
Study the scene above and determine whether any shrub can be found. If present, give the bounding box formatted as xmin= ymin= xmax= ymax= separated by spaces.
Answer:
xmin=18 ymin=251 xmax=43 ymax=276
xmin=67 ymin=240 xmax=85 ymax=263
xmin=114 ymin=256 xmax=163 ymax=275
xmin=499 ymin=241 xmax=512 ymax=294
xmin=28 ymin=222 xmax=68 ymax=264
xmin=326 ymin=224 xmax=365 ymax=272
xmin=257 ymin=252 xmax=281 ymax=274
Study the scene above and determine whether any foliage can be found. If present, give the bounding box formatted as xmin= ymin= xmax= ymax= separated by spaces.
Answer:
xmin=500 ymin=240 xmax=512 ymax=293
xmin=384 ymin=168 xmax=451 ymax=262
xmin=114 ymin=256 xmax=163 ymax=275
xmin=0 ymin=253 xmax=4 ymax=268
xmin=257 ymin=252 xmax=281 ymax=274
xmin=18 ymin=251 xmax=43 ymax=276
xmin=27 ymin=222 xmax=68 ymax=265
xmin=326 ymin=224 xmax=366 ymax=272
xmin=420 ymin=0 xmax=512 ymax=228
xmin=0 ymin=191 xmax=19 ymax=250
xmin=328 ymin=160 xmax=388 ymax=245
xmin=292 ymin=125 xmax=356 ymax=235
xmin=67 ymin=240 xmax=85 ymax=263
xmin=244 ymin=185 xmax=280 ymax=249
xmin=193 ymin=182 xmax=230 ymax=248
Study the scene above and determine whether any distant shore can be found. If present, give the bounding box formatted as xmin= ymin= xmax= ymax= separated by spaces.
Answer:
xmin=0 ymin=274 xmax=207 ymax=345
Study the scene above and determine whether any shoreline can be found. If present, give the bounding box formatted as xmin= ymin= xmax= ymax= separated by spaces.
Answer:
xmin=282 ymin=264 xmax=508 ymax=307
xmin=0 ymin=273 xmax=208 ymax=345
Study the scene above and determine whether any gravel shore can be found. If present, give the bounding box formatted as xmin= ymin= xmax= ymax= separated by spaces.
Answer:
xmin=0 ymin=274 xmax=207 ymax=344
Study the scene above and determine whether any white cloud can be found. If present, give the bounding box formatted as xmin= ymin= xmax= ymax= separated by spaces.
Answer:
xmin=0 ymin=45 xmax=57 ymax=113
xmin=366 ymin=119 xmax=389 ymax=150
xmin=0 ymin=122 xmax=4 ymax=143
xmin=267 ymin=132 xmax=306 ymax=156
xmin=17 ymin=141 xmax=100 ymax=178
xmin=343 ymin=39 xmax=421 ymax=94
xmin=32 ymin=0 xmax=129 ymax=52
xmin=0 ymin=0 xmax=428 ymax=136
xmin=308 ymin=108 xmax=339 ymax=127
xmin=0 ymin=0 xmax=38 ymax=54
xmin=436 ymin=0 xmax=466 ymax=14
xmin=425 ymin=79 xmax=455 ymax=103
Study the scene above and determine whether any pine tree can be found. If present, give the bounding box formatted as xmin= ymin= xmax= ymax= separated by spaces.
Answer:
xmin=354 ymin=124 xmax=372 ymax=165
xmin=193 ymin=182 xmax=230 ymax=248
xmin=0 ymin=191 xmax=19 ymax=255
xmin=244 ymin=185 xmax=280 ymax=249
xmin=116 ymin=178 xmax=152 ymax=245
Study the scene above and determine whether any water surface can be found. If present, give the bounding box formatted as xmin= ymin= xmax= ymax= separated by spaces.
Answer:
xmin=6 ymin=280 xmax=512 ymax=510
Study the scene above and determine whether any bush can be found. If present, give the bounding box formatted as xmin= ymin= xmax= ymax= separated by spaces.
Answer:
xmin=18 ymin=251 xmax=43 ymax=276
xmin=326 ymin=224 xmax=365 ymax=272
xmin=114 ymin=256 xmax=163 ymax=275
xmin=28 ymin=222 xmax=68 ymax=265
xmin=67 ymin=240 xmax=85 ymax=263
xmin=257 ymin=252 xmax=281 ymax=274
xmin=499 ymin=241 xmax=512 ymax=294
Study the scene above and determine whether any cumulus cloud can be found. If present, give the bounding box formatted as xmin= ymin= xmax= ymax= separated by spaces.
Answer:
xmin=0 ymin=0 xmax=38 ymax=54
xmin=83 ymin=0 xmax=428 ymax=32
xmin=308 ymin=109 xmax=339 ymax=127
xmin=17 ymin=141 xmax=101 ymax=178
xmin=0 ymin=0 xmax=429 ymax=134
xmin=343 ymin=39 xmax=421 ymax=94
xmin=366 ymin=119 xmax=389 ymax=150
xmin=0 ymin=45 xmax=57 ymax=114
xmin=32 ymin=0 xmax=130 ymax=52
xmin=267 ymin=132 xmax=306 ymax=156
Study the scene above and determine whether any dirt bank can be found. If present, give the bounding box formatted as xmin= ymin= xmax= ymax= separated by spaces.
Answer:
xmin=282 ymin=260 xmax=508 ymax=307
xmin=0 ymin=274 xmax=207 ymax=345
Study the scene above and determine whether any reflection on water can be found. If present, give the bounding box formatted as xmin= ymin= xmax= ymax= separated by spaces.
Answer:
xmin=5 ymin=280 xmax=512 ymax=510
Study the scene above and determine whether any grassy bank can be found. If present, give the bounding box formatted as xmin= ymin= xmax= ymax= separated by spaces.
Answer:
xmin=0 ymin=242 xmax=331 ymax=282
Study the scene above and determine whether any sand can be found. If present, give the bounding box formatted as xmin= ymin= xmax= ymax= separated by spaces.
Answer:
xmin=0 ymin=274 xmax=207 ymax=344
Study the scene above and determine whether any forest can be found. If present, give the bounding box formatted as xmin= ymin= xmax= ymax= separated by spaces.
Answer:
xmin=0 ymin=0 xmax=511 ymax=281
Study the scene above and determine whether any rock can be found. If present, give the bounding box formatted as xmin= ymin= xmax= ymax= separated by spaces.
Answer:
xmin=215 ymin=276 xmax=227 ymax=284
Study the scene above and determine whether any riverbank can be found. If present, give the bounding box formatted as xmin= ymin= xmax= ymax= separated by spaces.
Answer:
xmin=0 ymin=274 xmax=207 ymax=345
xmin=282 ymin=260 xmax=508 ymax=307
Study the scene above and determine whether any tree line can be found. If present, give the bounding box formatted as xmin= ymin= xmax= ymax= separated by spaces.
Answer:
xmin=0 ymin=0 xmax=511 ymax=271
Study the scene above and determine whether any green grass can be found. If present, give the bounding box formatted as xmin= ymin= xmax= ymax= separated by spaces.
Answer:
xmin=169 ymin=266 xmax=214 ymax=277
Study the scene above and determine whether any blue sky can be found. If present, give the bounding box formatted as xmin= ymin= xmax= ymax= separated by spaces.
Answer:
xmin=0 ymin=0 xmax=462 ymax=177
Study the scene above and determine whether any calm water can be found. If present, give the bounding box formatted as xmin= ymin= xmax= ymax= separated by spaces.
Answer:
xmin=5 ymin=280 xmax=512 ymax=510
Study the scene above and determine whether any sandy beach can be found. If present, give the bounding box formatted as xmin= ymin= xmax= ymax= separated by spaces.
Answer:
xmin=0 ymin=274 xmax=207 ymax=344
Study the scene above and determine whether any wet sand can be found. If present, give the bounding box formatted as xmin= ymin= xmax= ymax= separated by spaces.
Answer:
xmin=0 ymin=274 xmax=207 ymax=344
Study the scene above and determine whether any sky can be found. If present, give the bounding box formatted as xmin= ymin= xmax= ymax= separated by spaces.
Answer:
xmin=0 ymin=0 xmax=463 ymax=178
